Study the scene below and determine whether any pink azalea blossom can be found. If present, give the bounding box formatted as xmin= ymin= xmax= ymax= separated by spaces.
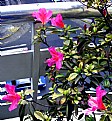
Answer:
xmin=46 ymin=47 xmax=63 ymax=70
xmin=51 ymin=14 xmax=64 ymax=28
xmin=32 ymin=8 xmax=52 ymax=25
xmin=84 ymin=86 xmax=107 ymax=115
xmin=2 ymin=84 xmax=21 ymax=111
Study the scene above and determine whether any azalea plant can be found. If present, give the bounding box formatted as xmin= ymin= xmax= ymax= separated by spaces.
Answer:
xmin=2 ymin=0 xmax=112 ymax=121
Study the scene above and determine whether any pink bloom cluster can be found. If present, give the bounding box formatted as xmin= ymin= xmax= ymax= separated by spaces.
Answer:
xmin=84 ymin=86 xmax=107 ymax=115
xmin=32 ymin=8 xmax=64 ymax=28
xmin=2 ymin=84 xmax=21 ymax=111
xmin=32 ymin=8 xmax=65 ymax=70
xmin=46 ymin=47 xmax=63 ymax=70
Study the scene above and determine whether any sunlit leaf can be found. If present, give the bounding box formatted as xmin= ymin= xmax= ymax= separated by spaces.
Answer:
xmin=58 ymin=88 xmax=64 ymax=94
xmin=68 ymin=73 xmax=78 ymax=81
xmin=63 ymin=40 xmax=70 ymax=46
xmin=60 ymin=97 xmax=66 ymax=104
xmin=108 ymin=114 xmax=112 ymax=121
xmin=56 ymin=74 xmax=65 ymax=78
xmin=34 ymin=111 xmax=45 ymax=121
xmin=100 ymin=115 xmax=106 ymax=121
xmin=52 ymin=93 xmax=63 ymax=99
xmin=24 ymin=89 xmax=34 ymax=95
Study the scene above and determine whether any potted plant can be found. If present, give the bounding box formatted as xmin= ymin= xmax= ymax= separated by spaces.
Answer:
xmin=2 ymin=0 xmax=112 ymax=121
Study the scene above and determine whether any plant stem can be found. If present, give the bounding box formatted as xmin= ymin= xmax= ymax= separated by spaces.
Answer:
xmin=93 ymin=112 xmax=96 ymax=121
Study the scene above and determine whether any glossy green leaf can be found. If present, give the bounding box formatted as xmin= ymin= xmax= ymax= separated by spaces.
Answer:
xmin=108 ymin=114 xmax=112 ymax=121
xmin=24 ymin=89 xmax=34 ymax=95
xmin=100 ymin=115 xmax=106 ymax=121
xmin=68 ymin=73 xmax=78 ymax=81
xmin=34 ymin=111 xmax=45 ymax=121
xmin=52 ymin=93 xmax=63 ymax=99
xmin=60 ymin=97 xmax=66 ymax=104
xmin=58 ymin=88 xmax=64 ymax=94
xmin=63 ymin=40 xmax=70 ymax=46
xmin=56 ymin=74 xmax=65 ymax=78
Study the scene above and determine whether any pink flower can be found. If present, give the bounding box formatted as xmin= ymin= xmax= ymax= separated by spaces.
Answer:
xmin=2 ymin=84 xmax=21 ymax=111
xmin=51 ymin=14 xmax=64 ymax=28
xmin=46 ymin=47 xmax=63 ymax=70
xmin=84 ymin=86 xmax=107 ymax=115
xmin=32 ymin=8 xmax=52 ymax=25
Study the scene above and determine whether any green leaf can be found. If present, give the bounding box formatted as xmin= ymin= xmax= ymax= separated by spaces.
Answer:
xmin=68 ymin=73 xmax=78 ymax=81
xmin=58 ymin=88 xmax=64 ymax=94
xmin=52 ymin=93 xmax=63 ymax=99
xmin=55 ymin=74 xmax=64 ymax=78
xmin=63 ymin=40 xmax=70 ymax=46
xmin=106 ymin=34 xmax=112 ymax=39
xmin=100 ymin=61 xmax=107 ymax=66
xmin=85 ymin=115 xmax=94 ymax=121
xmin=24 ymin=89 xmax=34 ymax=95
xmin=100 ymin=115 xmax=106 ymax=121
xmin=109 ymin=75 xmax=112 ymax=78
xmin=108 ymin=114 xmax=112 ymax=121
xmin=34 ymin=111 xmax=45 ymax=121
xmin=47 ymin=26 xmax=56 ymax=30
xmin=104 ymin=80 xmax=110 ymax=87
xmin=74 ymin=100 xmax=79 ymax=104
xmin=20 ymin=100 xmax=28 ymax=105
xmin=60 ymin=97 xmax=66 ymax=104
xmin=41 ymin=93 xmax=51 ymax=100
xmin=60 ymin=36 xmax=67 ymax=40
xmin=34 ymin=35 xmax=38 ymax=40
xmin=65 ymin=25 xmax=71 ymax=30
xmin=51 ymin=29 xmax=63 ymax=34
xmin=74 ymin=75 xmax=81 ymax=84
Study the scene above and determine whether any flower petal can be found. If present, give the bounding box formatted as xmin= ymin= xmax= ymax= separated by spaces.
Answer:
xmin=9 ymin=100 xmax=18 ymax=111
xmin=97 ymin=98 xmax=106 ymax=110
xmin=2 ymin=84 xmax=21 ymax=111
xmin=83 ymin=108 xmax=95 ymax=115
xmin=32 ymin=8 xmax=52 ymax=25
xmin=96 ymin=86 xmax=107 ymax=98
xmin=46 ymin=47 xmax=63 ymax=70
xmin=51 ymin=14 xmax=64 ymax=28
xmin=5 ymin=84 xmax=15 ymax=94
xmin=56 ymin=60 xmax=62 ymax=70
xmin=88 ymin=96 xmax=98 ymax=109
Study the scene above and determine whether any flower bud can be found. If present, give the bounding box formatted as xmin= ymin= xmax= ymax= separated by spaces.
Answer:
xmin=50 ymin=77 xmax=55 ymax=81
xmin=84 ymin=24 xmax=87 ymax=31
xmin=103 ymin=9 xmax=107 ymax=17
xmin=93 ymin=27 xmax=97 ymax=33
